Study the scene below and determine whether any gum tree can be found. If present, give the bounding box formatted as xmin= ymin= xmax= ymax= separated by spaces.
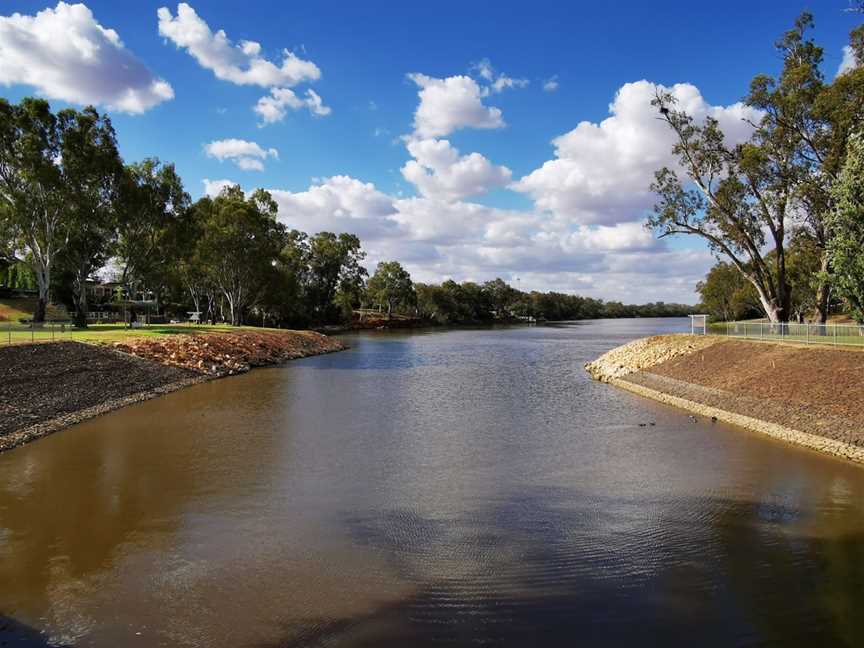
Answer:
xmin=60 ymin=107 xmax=123 ymax=327
xmin=649 ymin=92 xmax=796 ymax=323
xmin=747 ymin=15 xmax=864 ymax=322
xmin=826 ymin=133 xmax=864 ymax=323
xmin=650 ymin=14 xmax=864 ymax=323
xmin=0 ymin=98 xmax=66 ymax=322
xmin=367 ymin=260 xmax=415 ymax=317
xmin=194 ymin=186 xmax=286 ymax=325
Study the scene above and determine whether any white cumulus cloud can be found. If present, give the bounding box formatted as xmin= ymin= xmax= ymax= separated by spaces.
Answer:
xmin=0 ymin=1 xmax=173 ymax=113
xmin=254 ymin=87 xmax=330 ymax=125
xmin=157 ymin=3 xmax=320 ymax=87
xmin=401 ymin=138 xmax=512 ymax=202
xmin=269 ymin=175 xmax=400 ymax=240
xmin=837 ymin=45 xmax=859 ymax=77
xmin=470 ymin=59 xmax=529 ymax=95
xmin=514 ymin=80 xmax=763 ymax=225
xmin=204 ymin=138 xmax=278 ymax=172
xmin=202 ymin=178 xmax=236 ymax=197
xmin=407 ymin=73 xmax=505 ymax=138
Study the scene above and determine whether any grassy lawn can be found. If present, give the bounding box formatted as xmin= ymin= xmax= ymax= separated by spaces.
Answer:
xmin=0 ymin=322 xmax=291 ymax=346
xmin=709 ymin=320 xmax=864 ymax=348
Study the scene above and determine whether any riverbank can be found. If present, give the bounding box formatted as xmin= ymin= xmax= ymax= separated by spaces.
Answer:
xmin=0 ymin=330 xmax=344 ymax=453
xmin=586 ymin=335 xmax=864 ymax=464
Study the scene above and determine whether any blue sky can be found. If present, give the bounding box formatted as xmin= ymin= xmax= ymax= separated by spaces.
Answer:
xmin=0 ymin=1 xmax=860 ymax=302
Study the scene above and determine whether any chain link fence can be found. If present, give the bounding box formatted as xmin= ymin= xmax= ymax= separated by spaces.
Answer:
xmin=0 ymin=321 xmax=74 ymax=346
xmin=725 ymin=321 xmax=864 ymax=347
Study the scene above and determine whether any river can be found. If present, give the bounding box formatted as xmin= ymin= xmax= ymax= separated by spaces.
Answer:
xmin=1 ymin=319 xmax=864 ymax=647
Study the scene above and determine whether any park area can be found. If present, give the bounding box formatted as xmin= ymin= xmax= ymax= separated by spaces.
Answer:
xmin=0 ymin=295 xmax=275 ymax=346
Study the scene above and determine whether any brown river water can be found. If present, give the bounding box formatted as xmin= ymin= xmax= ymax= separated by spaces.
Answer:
xmin=1 ymin=319 xmax=864 ymax=647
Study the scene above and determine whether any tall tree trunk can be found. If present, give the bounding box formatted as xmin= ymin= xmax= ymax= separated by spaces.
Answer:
xmin=74 ymin=274 xmax=89 ymax=328
xmin=33 ymin=264 xmax=49 ymax=323
xmin=815 ymin=253 xmax=831 ymax=324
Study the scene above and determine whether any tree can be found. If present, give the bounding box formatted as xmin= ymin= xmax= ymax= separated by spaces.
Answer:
xmin=116 ymin=159 xmax=190 ymax=307
xmin=0 ymin=98 xmax=68 ymax=321
xmin=58 ymin=107 xmax=123 ymax=327
xmin=483 ymin=278 xmax=518 ymax=318
xmin=193 ymin=186 xmax=286 ymax=325
xmin=747 ymin=14 xmax=864 ymax=322
xmin=826 ymin=133 xmax=864 ymax=323
xmin=303 ymin=232 xmax=367 ymax=322
xmin=697 ymin=262 xmax=760 ymax=322
xmin=650 ymin=89 xmax=797 ymax=323
xmin=650 ymin=14 xmax=864 ymax=323
xmin=367 ymin=261 xmax=415 ymax=317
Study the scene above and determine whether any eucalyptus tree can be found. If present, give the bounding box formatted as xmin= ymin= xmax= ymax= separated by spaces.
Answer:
xmin=650 ymin=14 xmax=864 ymax=323
xmin=746 ymin=15 xmax=864 ymax=322
xmin=0 ymin=98 xmax=68 ymax=321
xmin=59 ymin=107 xmax=124 ymax=327
xmin=826 ymin=132 xmax=864 ymax=323
xmin=116 ymin=159 xmax=190 ymax=306
xmin=367 ymin=260 xmax=416 ymax=317
xmin=304 ymin=232 xmax=367 ymax=322
xmin=648 ymin=99 xmax=796 ymax=323
xmin=194 ymin=186 xmax=286 ymax=325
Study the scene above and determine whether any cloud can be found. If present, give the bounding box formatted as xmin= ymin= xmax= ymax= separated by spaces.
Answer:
xmin=202 ymin=178 xmax=236 ymax=197
xmin=0 ymin=1 xmax=173 ymax=113
xmin=514 ymin=80 xmax=762 ymax=225
xmin=401 ymin=138 xmax=512 ymax=202
xmin=255 ymin=171 xmax=708 ymax=301
xmin=470 ymin=58 xmax=529 ymax=95
xmin=837 ymin=45 xmax=859 ymax=77
xmin=268 ymin=175 xmax=400 ymax=240
xmin=204 ymin=138 xmax=278 ymax=171
xmin=542 ymin=76 xmax=559 ymax=92
xmin=254 ymin=87 xmax=331 ymax=125
xmin=157 ymin=3 xmax=319 ymax=87
xmin=407 ymin=73 xmax=504 ymax=138
xmin=227 ymin=77 xmax=756 ymax=303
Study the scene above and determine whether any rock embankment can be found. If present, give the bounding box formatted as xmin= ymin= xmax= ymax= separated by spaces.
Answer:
xmin=0 ymin=330 xmax=345 ymax=453
xmin=584 ymin=334 xmax=717 ymax=382
xmin=0 ymin=342 xmax=200 ymax=452
xmin=586 ymin=334 xmax=864 ymax=464
xmin=111 ymin=330 xmax=344 ymax=377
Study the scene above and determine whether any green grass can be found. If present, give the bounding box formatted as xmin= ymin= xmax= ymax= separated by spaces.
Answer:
xmin=0 ymin=297 xmax=70 ymax=323
xmin=710 ymin=320 xmax=864 ymax=348
xmin=0 ymin=322 xmax=291 ymax=346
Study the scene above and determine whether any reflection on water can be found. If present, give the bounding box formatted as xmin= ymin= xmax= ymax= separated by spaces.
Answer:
xmin=1 ymin=319 xmax=864 ymax=647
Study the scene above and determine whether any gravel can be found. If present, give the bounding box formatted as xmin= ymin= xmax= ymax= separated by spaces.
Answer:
xmin=0 ymin=342 xmax=197 ymax=445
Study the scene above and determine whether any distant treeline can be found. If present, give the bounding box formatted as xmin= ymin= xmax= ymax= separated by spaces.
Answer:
xmin=413 ymin=278 xmax=695 ymax=324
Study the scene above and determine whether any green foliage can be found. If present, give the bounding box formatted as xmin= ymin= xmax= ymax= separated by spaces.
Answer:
xmin=274 ymin=230 xmax=367 ymax=325
xmin=191 ymin=186 xmax=286 ymax=325
xmin=116 ymin=158 xmax=190 ymax=301
xmin=651 ymin=12 xmax=864 ymax=323
xmin=698 ymin=262 xmax=761 ymax=322
xmin=827 ymin=133 xmax=864 ymax=322
xmin=415 ymin=277 xmax=694 ymax=324
xmin=367 ymin=261 xmax=416 ymax=316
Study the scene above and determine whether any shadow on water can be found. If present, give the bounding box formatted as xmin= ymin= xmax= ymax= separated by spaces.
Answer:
xmin=0 ymin=616 xmax=67 ymax=647
xmin=257 ymin=489 xmax=864 ymax=648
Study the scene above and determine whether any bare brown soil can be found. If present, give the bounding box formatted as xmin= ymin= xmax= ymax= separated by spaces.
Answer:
xmin=626 ymin=339 xmax=864 ymax=447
